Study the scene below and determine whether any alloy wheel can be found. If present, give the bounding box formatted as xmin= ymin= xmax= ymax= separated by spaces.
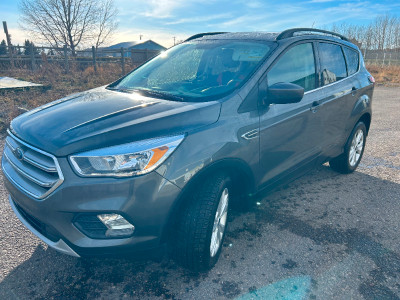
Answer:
xmin=210 ymin=188 xmax=229 ymax=257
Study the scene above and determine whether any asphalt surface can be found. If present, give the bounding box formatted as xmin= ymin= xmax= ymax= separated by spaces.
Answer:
xmin=1 ymin=86 xmax=400 ymax=300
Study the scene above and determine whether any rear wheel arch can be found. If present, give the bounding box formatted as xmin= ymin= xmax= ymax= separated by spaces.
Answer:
xmin=330 ymin=121 xmax=367 ymax=173
xmin=358 ymin=113 xmax=371 ymax=134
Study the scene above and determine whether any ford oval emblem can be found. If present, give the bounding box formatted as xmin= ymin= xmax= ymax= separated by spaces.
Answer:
xmin=14 ymin=147 xmax=24 ymax=161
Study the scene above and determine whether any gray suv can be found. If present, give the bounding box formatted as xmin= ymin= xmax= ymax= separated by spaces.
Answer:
xmin=2 ymin=28 xmax=374 ymax=271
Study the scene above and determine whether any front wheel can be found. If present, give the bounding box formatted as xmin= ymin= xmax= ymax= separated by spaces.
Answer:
xmin=329 ymin=122 xmax=367 ymax=174
xmin=174 ymin=173 xmax=231 ymax=271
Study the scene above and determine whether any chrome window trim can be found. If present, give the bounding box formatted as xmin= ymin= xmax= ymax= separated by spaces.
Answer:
xmin=5 ymin=130 xmax=64 ymax=200
xmin=304 ymin=67 xmax=360 ymax=95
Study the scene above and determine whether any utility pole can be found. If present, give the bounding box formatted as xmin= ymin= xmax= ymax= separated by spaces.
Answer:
xmin=2 ymin=21 xmax=14 ymax=68
xmin=139 ymin=34 xmax=143 ymax=40
xmin=173 ymin=36 xmax=176 ymax=45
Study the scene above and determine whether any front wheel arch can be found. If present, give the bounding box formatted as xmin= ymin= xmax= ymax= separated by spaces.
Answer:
xmin=161 ymin=158 xmax=255 ymax=243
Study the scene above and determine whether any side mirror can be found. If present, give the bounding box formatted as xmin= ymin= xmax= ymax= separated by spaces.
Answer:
xmin=267 ymin=82 xmax=304 ymax=105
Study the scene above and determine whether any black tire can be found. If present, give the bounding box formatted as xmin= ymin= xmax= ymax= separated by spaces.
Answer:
xmin=174 ymin=172 xmax=231 ymax=271
xmin=329 ymin=122 xmax=367 ymax=174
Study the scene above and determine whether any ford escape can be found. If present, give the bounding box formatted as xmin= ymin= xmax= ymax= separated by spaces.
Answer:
xmin=2 ymin=28 xmax=374 ymax=271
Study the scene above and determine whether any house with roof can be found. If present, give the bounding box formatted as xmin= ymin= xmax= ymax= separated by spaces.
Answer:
xmin=103 ymin=40 xmax=166 ymax=57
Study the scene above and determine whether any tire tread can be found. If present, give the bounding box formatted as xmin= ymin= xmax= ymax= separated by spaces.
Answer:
xmin=174 ymin=172 xmax=229 ymax=271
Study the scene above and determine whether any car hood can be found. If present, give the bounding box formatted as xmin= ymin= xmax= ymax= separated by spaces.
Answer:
xmin=10 ymin=87 xmax=221 ymax=156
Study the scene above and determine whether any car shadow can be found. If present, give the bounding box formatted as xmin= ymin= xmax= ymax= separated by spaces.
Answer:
xmin=1 ymin=165 xmax=400 ymax=299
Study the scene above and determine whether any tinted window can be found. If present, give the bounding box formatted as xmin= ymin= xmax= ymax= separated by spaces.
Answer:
xmin=268 ymin=43 xmax=316 ymax=92
xmin=343 ymin=47 xmax=359 ymax=75
xmin=319 ymin=43 xmax=347 ymax=85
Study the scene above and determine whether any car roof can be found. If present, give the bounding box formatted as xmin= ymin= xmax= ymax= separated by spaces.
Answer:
xmin=186 ymin=29 xmax=359 ymax=50
xmin=190 ymin=32 xmax=280 ymax=42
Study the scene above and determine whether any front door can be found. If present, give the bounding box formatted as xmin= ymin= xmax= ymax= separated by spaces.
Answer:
xmin=257 ymin=42 xmax=324 ymax=186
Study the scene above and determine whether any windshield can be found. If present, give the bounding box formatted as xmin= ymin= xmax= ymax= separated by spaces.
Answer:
xmin=109 ymin=40 xmax=274 ymax=102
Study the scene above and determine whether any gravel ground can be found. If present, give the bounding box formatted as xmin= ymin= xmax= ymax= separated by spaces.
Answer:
xmin=0 ymin=86 xmax=400 ymax=300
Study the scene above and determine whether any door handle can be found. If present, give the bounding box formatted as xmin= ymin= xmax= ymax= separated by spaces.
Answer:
xmin=351 ymin=86 xmax=358 ymax=96
xmin=310 ymin=101 xmax=320 ymax=113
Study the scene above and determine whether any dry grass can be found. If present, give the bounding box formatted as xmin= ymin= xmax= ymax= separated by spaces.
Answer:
xmin=366 ymin=64 xmax=400 ymax=86
xmin=0 ymin=63 xmax=131 ymax=132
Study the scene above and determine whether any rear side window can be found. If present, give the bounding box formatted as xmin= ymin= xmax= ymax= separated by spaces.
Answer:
xmin=268 ymin=43 xmax=316 ymax=92
xmin=319 ymin=43 xmax=347 ymax=85
xmin=343 ymin=47 xmax=359 ymax=75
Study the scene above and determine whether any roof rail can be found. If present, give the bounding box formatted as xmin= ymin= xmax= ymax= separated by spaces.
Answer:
xmin=184 ymin=32 xmax=228 ymax=42
xmin=276 ymin=28 xmax=349 ymax=42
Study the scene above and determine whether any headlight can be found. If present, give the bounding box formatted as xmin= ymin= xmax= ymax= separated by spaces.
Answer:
xmin=69 ymin=135 xmax=184 ymax=177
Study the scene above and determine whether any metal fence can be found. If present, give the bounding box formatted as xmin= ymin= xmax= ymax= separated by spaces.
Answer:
xmin=362 ymin=49 xmax=400 ymax=66
xmin=0 ymin=44 xmax=162 ymax=74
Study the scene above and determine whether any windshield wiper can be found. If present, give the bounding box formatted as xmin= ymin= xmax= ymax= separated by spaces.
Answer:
xmin=128 ymin=88 xmax=185 ymax=102
xmin=105 ymin=86 xmax=119 ymax=91
xmin=106 ymin=86 xmax=186 ymax=101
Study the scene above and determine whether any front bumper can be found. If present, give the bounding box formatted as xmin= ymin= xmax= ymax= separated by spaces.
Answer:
xmin=9 ymin=196 xmax=80 ymax=257
xmin=3 ymin=154 xmax=182 ymax=257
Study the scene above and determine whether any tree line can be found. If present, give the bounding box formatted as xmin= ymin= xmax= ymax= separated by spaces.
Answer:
xmin=0 ymin=39 xmax=39 ymax=56
xmin=327 ymin=14 xmax=400 ymax=64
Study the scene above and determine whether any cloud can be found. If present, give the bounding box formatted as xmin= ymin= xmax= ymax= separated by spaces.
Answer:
xmin=217 ymin=14 xmax=268 ymax=29
xmin=140 ymin=0 xmax=186 ymax=19
xmin=1 ymin=27 xmax=28 ymax=45
xmin=307 ymin=0 xmax=336 ymax=3
xmin=116 ymin=0 xmax=190 ymax=19
xmin=166 ymin=13 xmax=232 ymax=25
xmin=5 ymin=0 xmax=400 ymax=49
xmin=237 ymin=0 xmax=265 ymax=9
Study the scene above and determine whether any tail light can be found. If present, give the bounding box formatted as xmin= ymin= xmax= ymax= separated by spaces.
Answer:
xmin=368 ymin=75 xmax=375 ymax=84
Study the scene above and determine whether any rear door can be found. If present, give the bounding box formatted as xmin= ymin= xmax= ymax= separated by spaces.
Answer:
xmin=316 ymin=42 xmax=362 ymax=156
xmin=258 ymin=42 xmax=325 ymax=186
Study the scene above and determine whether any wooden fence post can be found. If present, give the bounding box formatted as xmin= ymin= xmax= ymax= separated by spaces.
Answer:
xmin=92 ymin=46 xmax=97 ymax=73
xmin=382 ymin=51 xmax=386 ymax=67
xmin=63 ymin=45 xmax=69 ymax=73
xmin=121 ymin=47 xmax=125 ymax=75
xmin=30 ymin=43 xmax=36 ymax=71
xmin=3 ymin=21 xmax=14 ymax=69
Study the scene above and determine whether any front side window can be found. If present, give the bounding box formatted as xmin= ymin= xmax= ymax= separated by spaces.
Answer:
xmin=268 ymin=43 xmax=316 ymax=92
xmin=319 ymin=43 xmax=347 ymax=85
xmin=110 ymin=40 xmax=273 ymax=102
xmin=343 ymin=47 xmax=359 ymax=75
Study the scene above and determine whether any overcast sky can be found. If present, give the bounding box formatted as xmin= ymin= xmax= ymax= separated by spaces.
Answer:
xmin=1 ymin=0 xmax=400 ymax=48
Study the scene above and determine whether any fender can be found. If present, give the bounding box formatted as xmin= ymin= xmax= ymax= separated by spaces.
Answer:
xmin=345 ymin=85 xmax=373 ymax=138
xmin=160 ymin=157 xmax=256 ymax=242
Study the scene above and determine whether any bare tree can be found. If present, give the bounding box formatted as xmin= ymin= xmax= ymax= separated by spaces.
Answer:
xmin=328 ymin=14 xmax=400 ymax=65
xmin=19 ymin=0 xmax=118 ymax=55
xmin=94 ymin=0 xmax=118 ymax=50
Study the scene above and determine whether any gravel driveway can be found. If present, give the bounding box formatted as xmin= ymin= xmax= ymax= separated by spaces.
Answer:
xmin=1 ymin=86 xmax=400 ymax=300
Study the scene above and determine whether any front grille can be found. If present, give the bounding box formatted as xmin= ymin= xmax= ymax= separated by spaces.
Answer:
xmin=1 ymin=131 xmax=64 ymax=199
xmin=13 ymin=200 xmax=59 ymax=242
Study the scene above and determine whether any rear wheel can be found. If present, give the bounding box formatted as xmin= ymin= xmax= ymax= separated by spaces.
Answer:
xmin=329 ymin=122 xmax=367 ymax=174
xmin=174 ymin=173 xmax=230 ymax=271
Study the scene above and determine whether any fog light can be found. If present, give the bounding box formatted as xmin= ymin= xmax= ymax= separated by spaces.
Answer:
xmin=97 ymin=214 xmax=135 ymax=237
